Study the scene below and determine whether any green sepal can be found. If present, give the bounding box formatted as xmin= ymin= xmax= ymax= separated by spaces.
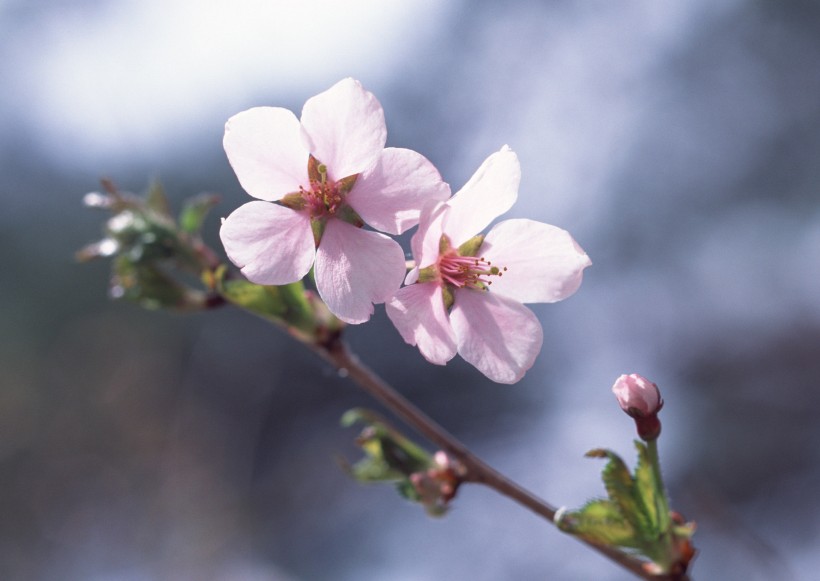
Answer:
xmin=311 ymin=218 xmax=326 ymax=247
xmin=556 ymin=499 xmax=640 ymax=548
xmin=308 ymin=154 xmax=323 ymax=183
xmin=457 ymin=234 xmax=485 ymax=257
xmin=336 ymin=204 xmax=364 ymax=228
xmin=280 ymin=192 xmax=307 ymax=211
xmin=441 ymin=285 xmax=455 ymax=310
xmin=336 ymin=173 xmax=358 ymax=196
xmin=439 ymin=234 xmax=452 ymax=255
xmin=179 ymin=192 xmax=220 ymax=235
xmin=417 ymin=265 xmax=438 ymax=283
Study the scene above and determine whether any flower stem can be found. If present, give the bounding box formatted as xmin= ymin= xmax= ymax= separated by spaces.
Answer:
xmin=647 ymin=437 xmax=678 ymax=571
xmin=320 ymin=338 xmax=686 ymax=581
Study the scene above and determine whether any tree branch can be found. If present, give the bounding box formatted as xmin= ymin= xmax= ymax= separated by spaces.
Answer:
xmin=320 ymin=339 xmax=687 ymax=581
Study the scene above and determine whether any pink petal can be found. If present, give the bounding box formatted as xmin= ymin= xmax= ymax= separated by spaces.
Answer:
xmin=314 ymin=220 xmax=406 ymax=324
xmin=219 ymin=201 xmax=315 ymax=285
xmin=300 ymin=78 xmax=386 ymax=180
xmin=411 ymin=200 xmax=449 ymax=269
xmin=443 ymin=146 xmax=520 ymax=246
xmin=404 ymin=267 xmax=420 ymax=285
xmin=223 ymin=107 xmax=308 ymax=201
xmin=386 ymin=283 xmax=457 ymax=365
xmin=612 ymin=373 xmax=662 ymax=416
xmin=480 ymin=219 xmax=592 ymax=304
xmin=449 ymin=290 xmax=543 ymax=384
xmin=348 ymin=147 xmax=451 ymax=235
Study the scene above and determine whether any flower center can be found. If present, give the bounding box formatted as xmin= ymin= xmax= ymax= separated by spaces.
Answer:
xmin=280 ymin=155 xmax=363 ymax=246
xmin=299 ymin=177 xmax=344 ymax=218
xmin=437 ymin=250 xmax=506 ymax=290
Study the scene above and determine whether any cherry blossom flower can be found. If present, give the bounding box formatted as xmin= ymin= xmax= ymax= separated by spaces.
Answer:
xmin=219 ymin=78 xmax=450 ymax=324
xmin=386 ymin=146 xmax=591 ymax=384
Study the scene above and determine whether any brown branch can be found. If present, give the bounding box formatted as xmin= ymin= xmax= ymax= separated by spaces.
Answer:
xmin=320 ymin=339 xmax=687 ymax=581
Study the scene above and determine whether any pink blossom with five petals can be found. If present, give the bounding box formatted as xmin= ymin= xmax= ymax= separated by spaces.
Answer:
xmin=219 ymin=78 xmax=450 ymax=324
xmin=386 ymin=146 xmax=592 ymax=384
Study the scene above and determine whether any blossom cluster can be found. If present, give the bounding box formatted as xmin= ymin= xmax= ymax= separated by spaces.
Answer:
xmin=220 ymin=79 xmax=591 ymax=383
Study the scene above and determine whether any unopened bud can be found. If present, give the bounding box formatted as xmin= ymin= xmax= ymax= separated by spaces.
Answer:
xmin=408 ymin=451 xmax=463 ymax=516
xmin=612 ymin=373 xmax=663 ymax=440
xmin=612 ymin=373 xmax=662 ymax=417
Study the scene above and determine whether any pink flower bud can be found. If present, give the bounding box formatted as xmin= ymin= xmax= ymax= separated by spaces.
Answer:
xmin=612 ymin=373 xmax=663 ymax=417
xmin=612 ymin=373 xmax=663 ymax=440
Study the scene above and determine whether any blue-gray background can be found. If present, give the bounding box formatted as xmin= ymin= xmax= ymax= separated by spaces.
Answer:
xmin=2 ymin=1 xmax=818 ymax=579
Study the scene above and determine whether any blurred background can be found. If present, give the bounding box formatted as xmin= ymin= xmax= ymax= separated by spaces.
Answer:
xmin=2 ymin=0 xmax=819 ymax=579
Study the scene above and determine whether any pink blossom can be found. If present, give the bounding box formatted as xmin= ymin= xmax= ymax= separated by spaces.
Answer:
xmin=386 ymin=147 xmax=592 ymax=384
xmin=219 ymin=78 xmax=450 ymax=324
xmin=612 ymin=373 xmax=663 ymax=417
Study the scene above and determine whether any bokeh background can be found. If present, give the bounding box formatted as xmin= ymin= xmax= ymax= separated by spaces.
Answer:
xmin=2 ymin=0 xmax=819 ymax=579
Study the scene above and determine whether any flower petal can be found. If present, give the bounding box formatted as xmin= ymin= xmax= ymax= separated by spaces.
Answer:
xmin=449 ymin=290 xmax=543 ymax=384
xmin=300 ymin=78 xmax=386 ymax=180
xmin=443 ymin=145 xmax=520 ymax=246
xmin=480 ymin=219 xmax=592 ymax=304
xmin=314 ymin=219 xmax=406 ymax=324
xmin=412 ymin=200 xmax=449 ymax=269
xmin=386 ymin=283 xmax=457 ymax=365
xmin=348 ymin=147 xmax=451 ymax=235
xmin=223 ymin=107 xmax=308 ymax=201
xmin=219 ymin=201 xmax=315 ymax=285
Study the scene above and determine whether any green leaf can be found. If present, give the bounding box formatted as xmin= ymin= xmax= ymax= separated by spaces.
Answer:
xmin=556 ymin=499 xmax=640 ymax=548
xmin=342 ymin=408 xmax=432 ymax=476
xmin=340 ymin=408 xmax=460 ymax=517
xmin=347 ymin=451 xmax=404 ymax=483
xmin=145 ymin=181 xmax=172 ymax=218
xmin=179 ymin=193 xmax=220 ymax=234
xmin=559 ymin=442 xmax=695 ymax=573
xmin=111 ymin=256 xmax=204 ymax=311
xmin=340 ymin=408 xmax=375 ymax=428
xmin=587 ymin=449 xmax=647 ymax=534
xmin=395 ymin=479 xmax=422 ymax=502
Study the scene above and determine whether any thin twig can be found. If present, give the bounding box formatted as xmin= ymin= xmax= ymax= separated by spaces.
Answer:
xmin=320 ymin=339 xmax=685 ymax=581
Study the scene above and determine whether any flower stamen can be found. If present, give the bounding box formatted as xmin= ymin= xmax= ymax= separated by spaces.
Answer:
xmin=299 ymin=178 xmax=345 ymax=217
xmin=438 ymin=251 xmax=507 ymax=291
